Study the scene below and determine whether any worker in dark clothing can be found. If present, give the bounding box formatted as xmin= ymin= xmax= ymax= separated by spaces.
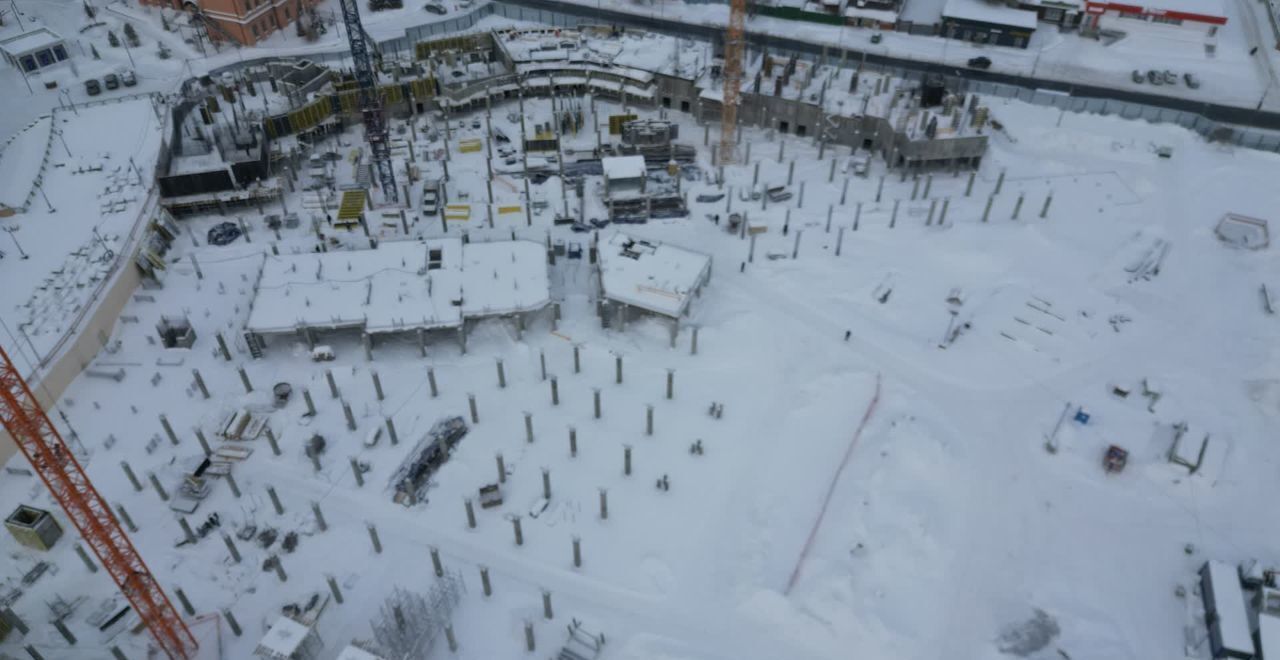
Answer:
xmin=844 ymin=330 xmax=851 ymax=341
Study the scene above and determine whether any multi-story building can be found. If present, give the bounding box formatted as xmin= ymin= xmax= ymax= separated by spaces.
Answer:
xmin=139 ymin=0 xmax=321 ymax=46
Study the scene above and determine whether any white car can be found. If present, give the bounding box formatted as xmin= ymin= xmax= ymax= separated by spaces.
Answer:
xmin=421 ymin=184 xmax=440 ymax=216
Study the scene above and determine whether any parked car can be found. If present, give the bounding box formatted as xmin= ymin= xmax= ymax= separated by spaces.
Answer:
xmin=967 ymin=56 xmax=992 ymax=70
xmin=1147 ymin=69 xmax=1163 ymax=85
xmin=206 ymin=222 xmax=241 ymax=246
xmin=424 ymin=3 xmax=447 ymax=14
xmin=870 ymin=32 xmax=883 ymax=44
xmin=104 ymin=73 xmax=120 ymax=90
xmin=1184 ymin=72 xmax=1201 ymax=89
xmin=421 ymin=184 xmax=440 ymax=216
xmin=84 ymin=79 xmax=101 ymax=96
xmin=1162 ymin=70 xmax=1177 ymax=85
xmin=1131 ymin=70 xmax=1144 ymax=84
xmin=121 ymin=70 xmax=137 ymax=87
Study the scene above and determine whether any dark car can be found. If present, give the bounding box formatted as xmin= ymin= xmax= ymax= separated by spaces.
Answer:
xmin=85 ymin=79 xmax=101 ymax=96
xmin=104 ymin=73 xmax=120 ymax=90
xmin=424 ymin=3 xmax=447 ymax=14
xmin=207 ymin=222 xmax=242 ymax=246
xmin=967 ymin=56 xmax=992 ymax=70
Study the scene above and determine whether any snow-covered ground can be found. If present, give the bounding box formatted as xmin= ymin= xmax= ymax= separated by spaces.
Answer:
xmin=0 ymin=96 xmax=162 ymax=370
xmin=1 ymin=69 xmax=1279 ymax=660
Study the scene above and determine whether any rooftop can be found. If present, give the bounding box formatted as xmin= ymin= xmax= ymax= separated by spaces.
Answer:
xmin=598 ymin=233 xmax=711 ymax=318
xmin=943 ymin=0 xmax=1040 ymax=29
xmin=602 ymin=155 xmax=647 ymax=181
xmin=256 ymin=616 xmax=310 ymax=656
xmin=0 ymin=28 xmax=64 ymax=56
xmin=246 ymin=239 xmax=549 ymax=335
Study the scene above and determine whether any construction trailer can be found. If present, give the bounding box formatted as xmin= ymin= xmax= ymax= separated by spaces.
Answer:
xmin=4 ymin=505 xmax=63 ymax=551
xmin=1199 ymin=560 xmax=1256 ymax=660
xmin=255 ymin=616 xmax=324 ymax=660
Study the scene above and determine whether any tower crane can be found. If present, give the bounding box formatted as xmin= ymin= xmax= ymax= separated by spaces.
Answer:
xmin=719 ymin=0 xmax=748 ymax=164
xmin=0 ymin=346 xmax=197 ymax=659
xmin=337 ymin=0 xmax=399 ymax=204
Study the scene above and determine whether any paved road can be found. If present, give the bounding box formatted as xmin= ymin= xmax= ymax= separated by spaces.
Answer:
xmin=502 ymin=0 xmax=1280 ymax=132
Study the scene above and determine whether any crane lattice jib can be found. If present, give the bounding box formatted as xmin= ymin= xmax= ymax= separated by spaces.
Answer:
xmin=338 ymin=0 xmax=399 ymax=203
xmin=0 ymin=346 xmax=197 ymax=659
xmin=719 ymin=0 xmax=747 ymax=165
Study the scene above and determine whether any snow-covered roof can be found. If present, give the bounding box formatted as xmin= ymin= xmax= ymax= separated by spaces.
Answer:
xmin=844 ymin=5 xmax=901 ymax=22
xmin=1259 ymin=613 xmax=1280 ymax=657
xmin=0 ymin=28 xmax=64 ymax=57
xmin=459 ymin=240 xmax=552 ymax=317
xmin=943 ymin=0 xmax=1039 ymax=29
xmin=256 ymin=617 xmax=310 ymax=657
xmin=1203 ymin=561 xmax=1253 ymax=656
xmin=1085 ymin=0 xmax=1226 ymax=20
xmin=246 ymin=239 xmax=549 ymax=335
xmin=602 ymin=156 xmax=647 ymax=181
xmin=598 ymin=233 xmax=711 ymax=318
xmin=336 ymin=645 xmax=385 ymax=660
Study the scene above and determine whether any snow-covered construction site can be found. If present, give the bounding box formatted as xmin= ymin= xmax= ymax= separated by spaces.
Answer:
xmin=1 ymin=1 xmax=1279 ymax=660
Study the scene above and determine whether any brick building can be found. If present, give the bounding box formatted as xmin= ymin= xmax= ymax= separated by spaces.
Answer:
xmin=139 ymin=0 xmax=321 ymax=46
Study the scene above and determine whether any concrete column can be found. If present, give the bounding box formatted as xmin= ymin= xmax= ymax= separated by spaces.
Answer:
xmin=267 ymin=486 xmax=284 ymax=515
xmin=222 ymin=533 xmax=241 ymax=563
xmin=465 ymin=499 xmax=476 ymax=529
xmin=496 ymin=359 xmax=506 ymax=388
xmin=573 ymin=536 xmax=582 ymax=567
xmin=615 ymin=355 xmax=623 ymax=384
xmin=115 ymin=504 xmax=137 ymax=533
xmin=385 ymin=417 xmax=398 ymax=445
xmin=192 ymin=369 xmax=209 ymax=399
xmin=524 ymin=412 xmax=534 ymax=443
xmin=174 ymin=588 xmax=195 ymax=616
xmin=1012 ymin=192 xmax=1024 ymax=220
xmin=225 ymin=471 xmax=241 ymax=498
xmin=325 ymin=369 xmax=339 ymax=398
xmin=74 ymin=543 xmax=98 ymax=573
xmin=371 ymin=370 xmax=384 ymax=401
xmin=223 ymin=609 xmax=242 ymax=636
xmin=480 ymin=566 xmax=492 ymax=597
xmin=350 ymin=457 xmax=365 ymax=487
xmin=148 ymin=473 xmax=169 ymax=501
xmin=327 ymin=575 xmax=344 ymax=605
xmin=468 ymin=394 xmax=478 ymax=424
xmin=428 ymin=368 xmax=438 ymax=398
xmin=599 ymin=488 xmax=608 ymax=520
xmin=624 ymin=445 xmax=632 ymax=476
xmin=121 ymin=461 xmax=143 ymax=492
xmin=511 ymin=516 xmax=523 ymax=546
xmin=430 ymin=546 xmax=444 ymax=577
xmin=593 ymin=388 xmax=601 ymax=419
xmin=367 ymin=523 xmax=382 ymax=554
xmin=238 ymin=366 xmax=252 ymax=393
xmin=524 ymin=620 xmax=535 ymax=652
xmin=550 ymin=377 xmax=559 ymax=405
xmin=178 ymin=518 xmax=196 ymax=545
xmin=542 ymin=590 xmax=553 ymax=619
xmin=983 ymin=195 xmax=994 ymax=223
xmin=646 ymin=405 xmax=654 ymax=436
xmin=496 ymin=453 xmax=505 ymax=484
xmin=265 ymin=427 xmax=281 ymax=456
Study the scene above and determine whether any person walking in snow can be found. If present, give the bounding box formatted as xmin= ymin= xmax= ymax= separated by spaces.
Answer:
xmin=844 ymin=330 xmax=852 ymax=341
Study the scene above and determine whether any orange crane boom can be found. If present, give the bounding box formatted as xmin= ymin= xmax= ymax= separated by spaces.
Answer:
xmin=0 ymin=346 xmax=197 ymax=659
xmin=719 ymin=0 xmax=747 ymax=165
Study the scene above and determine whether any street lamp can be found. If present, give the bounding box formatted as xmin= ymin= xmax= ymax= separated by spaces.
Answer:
xmin=3 ymin=226 xmax=29 ymax=259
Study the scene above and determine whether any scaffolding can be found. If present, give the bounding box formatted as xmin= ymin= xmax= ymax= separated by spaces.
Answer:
xmin=368 ymin=574 xmax=464 ymax=659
